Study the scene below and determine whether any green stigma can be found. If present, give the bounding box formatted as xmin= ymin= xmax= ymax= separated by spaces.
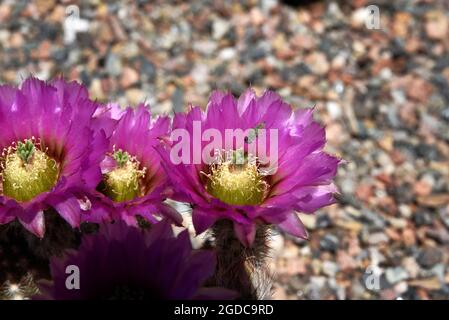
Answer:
xmin=205 ymin=150 xmax=268 ymax=206
xmin=1 ymin=140 xmax=60 ymax=202
xmin=113 ymin=150 xmax=129 ymax=167
xmin=17 ymin=139 xmax=35 ymax=164
xmin=101 ymin=150 xmax=146 ymax=202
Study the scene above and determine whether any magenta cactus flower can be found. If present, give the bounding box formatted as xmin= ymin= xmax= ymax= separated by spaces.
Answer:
xmin=0 ymin=78 xmax=107 ymax=237
xmin=36 ymin=221 xmax=237 ymax=300
xmin=160 ymin=89 xmax=340 ymax=246
xmin=87 ymin=104 xmax=182 ymax=226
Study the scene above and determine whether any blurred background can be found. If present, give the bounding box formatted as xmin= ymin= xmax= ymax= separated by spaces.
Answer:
xmin=1 ymin=0 xmax=449 ymax=299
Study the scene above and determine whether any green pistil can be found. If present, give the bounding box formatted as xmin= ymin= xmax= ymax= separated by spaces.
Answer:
xmin=113 ymin=150 xmax=129 ymax=167
xmin=245 ymin=122 xmax=265 ymax=144
xmin=231 ymin=149 xmax=246 ymax=165
xmin=17 ymin=140 xmax=35 ymax=164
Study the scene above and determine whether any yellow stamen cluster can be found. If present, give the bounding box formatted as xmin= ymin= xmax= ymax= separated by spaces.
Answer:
xmin=205 ymin=151 xmax=268 ymax=206
xmin=102 ymin=150 xmax=146 ymax=202
xmin=1 ymin=141 xmax=59 ymax=202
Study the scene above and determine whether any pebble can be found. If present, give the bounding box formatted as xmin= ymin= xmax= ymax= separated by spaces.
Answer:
xmin=300 ymin=214 xmax=316 ymax=230
xmin=139 ymin=57 xmax=157 ymax=82
xmin=322 ymin=260 xmax=338 ymax=277
xmin=361 ymin=210 xmax=386 ymax=230
xmin=388 ymin=217 xmax=407 ymax=230
xmin=120 ymin=66 xmax=139 ymax=88
xmin=212 ymin=19 xmax=231 ymax=40
xmin=316 ymin=213 xmax=332 ymax=229
xmin=399 ymin=204 xmax=413 ymax=219
xmin=326 ymin=101 xmax=342 ymax=119
xmin=320 ymin=234 xmax=339 ymax=253
xmin=402 ymin=257 xmax=420 ymax=279
xmin=219 ymin=47 xmax=237 ymax=61
xmin=89 ymin=78 xmax=106 ymax=100
xmin=409 ymin=277 xmax=442 ymax=291
xmin=125 ymin=88 xmax=145 ymax=106
xmin=305 ymin=52 xmax=329 ymax=76
xmin=417 ymin=194 xmax=449 ymax=208
xmin=402 ymin=228 xmax=417 ymax=246
xmin=417 ymin=248 xmax=443 ymax=269
xmin=105 ymin=53 xmax=122 ymax=77
xmin=386 ymin=267 xmax=409 ymax=284
xmin=425 ymin=11 xmax=448 ymax=40
xmin=351 ymin=7 xmax=370 ymax=29
xmin=414 ymin=211 xmax=433 ymax=226
xmin=394 ymin=281 xmax=408 ymax=295
xmin=367 ymin=232 xmax=389 ymax=245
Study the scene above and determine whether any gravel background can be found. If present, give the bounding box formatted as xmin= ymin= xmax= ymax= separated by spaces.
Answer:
xmin=1 ymin=0 xmax=449 ymax=300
